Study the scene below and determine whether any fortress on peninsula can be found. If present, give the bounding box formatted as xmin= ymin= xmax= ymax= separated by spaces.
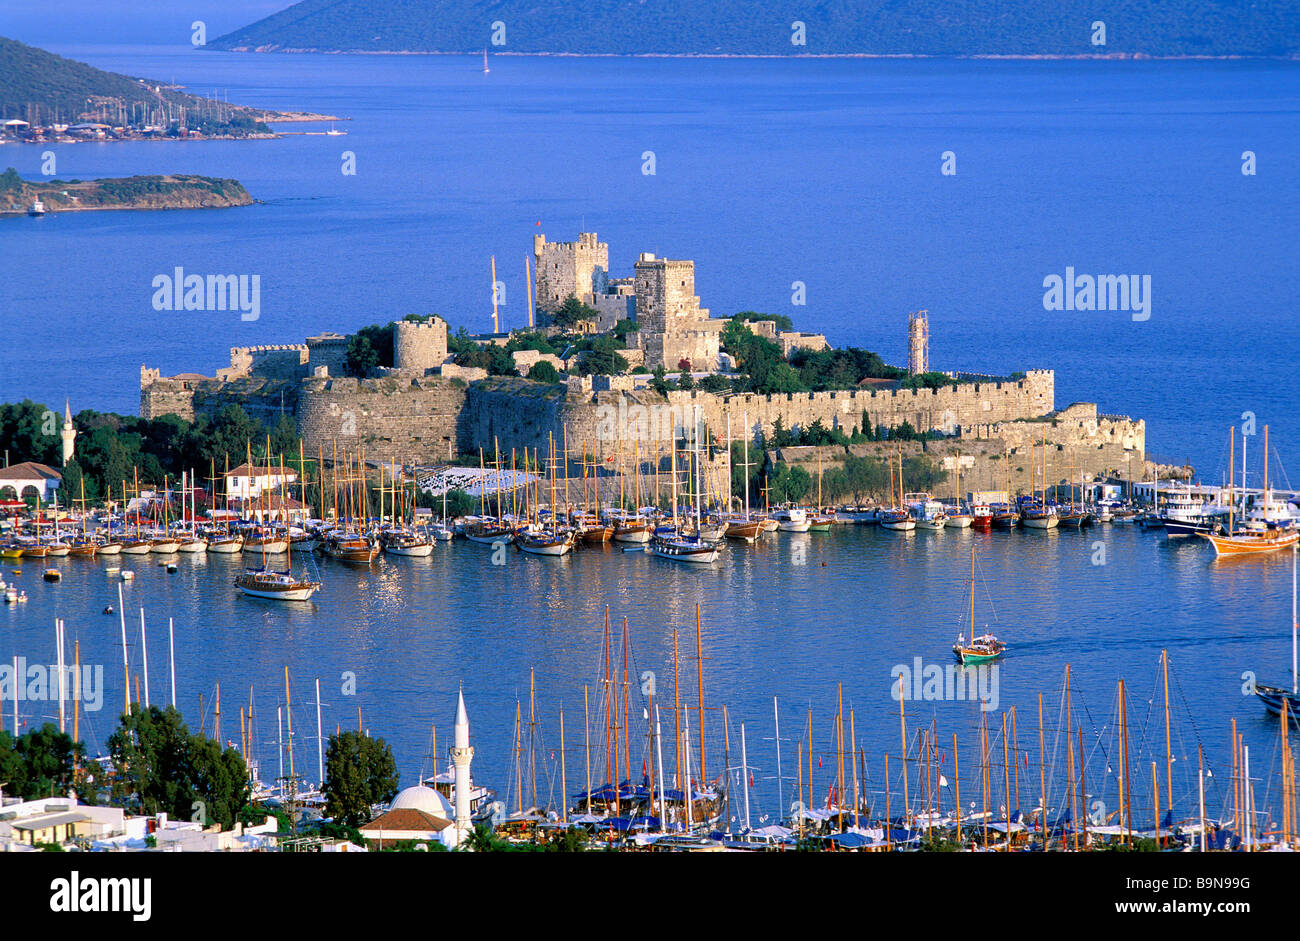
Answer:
xmin=140 ymin=231 xmax=1149 ymax=491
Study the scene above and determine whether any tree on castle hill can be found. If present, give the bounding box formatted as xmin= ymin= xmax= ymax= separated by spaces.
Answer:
xmin=107 ymin=704 xmax=249 ymax=829
xmin=323 ymin=730 xmax=400 ymax=828
xmin=550 ymin=294 xmax=599 ymax=329
xmin=576 ymin=335 xmax=629 ymax=376
xmin=791 ymin=347 xmax=903 ymax=391
xmin=527 ymin=360 xmax=561 ymax=384
xmin=721 ymin=320 xmax=805 ymax=394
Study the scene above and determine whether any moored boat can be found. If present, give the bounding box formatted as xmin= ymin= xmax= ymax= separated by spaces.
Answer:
xmin=234 ymin=567 xmax=321 ymax=601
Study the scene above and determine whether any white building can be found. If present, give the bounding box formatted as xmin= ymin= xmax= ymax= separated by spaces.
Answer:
xmin=223 ymin=463 xmax=298 ymax=500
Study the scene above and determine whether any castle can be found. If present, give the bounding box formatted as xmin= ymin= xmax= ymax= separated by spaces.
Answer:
xmin=138 ymin=232 xmax=1147 ymax=483
xmin=532 ymin=231 xmax=827 ymax=371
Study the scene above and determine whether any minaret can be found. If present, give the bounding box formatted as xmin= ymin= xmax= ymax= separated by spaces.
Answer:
xmin=60 ymin=400 xmax=76 ymax=466
xmin=449 ymin=688 xmax=474 ymax=848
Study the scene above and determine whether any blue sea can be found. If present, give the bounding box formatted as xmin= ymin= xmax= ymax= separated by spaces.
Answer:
xmin=1 ymin=47 xmax=1298 ymax=825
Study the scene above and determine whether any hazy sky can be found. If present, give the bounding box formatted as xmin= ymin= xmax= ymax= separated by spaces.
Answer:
xmin=0 ymin=1 xmax=286 ymax=46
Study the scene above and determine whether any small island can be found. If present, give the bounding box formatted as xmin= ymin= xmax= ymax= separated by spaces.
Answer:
xmin=0 ymin=168 xmax=253 ymax=215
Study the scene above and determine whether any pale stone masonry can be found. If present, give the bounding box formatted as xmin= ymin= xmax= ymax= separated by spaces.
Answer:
xmin=533 ymin=232 xmax=609 ymax=319
xmin=392 ymin=318 xmax=449 ymax=375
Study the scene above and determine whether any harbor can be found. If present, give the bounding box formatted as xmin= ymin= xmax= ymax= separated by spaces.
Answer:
xmin=2 ymin=470 xmax=1299 ymax=851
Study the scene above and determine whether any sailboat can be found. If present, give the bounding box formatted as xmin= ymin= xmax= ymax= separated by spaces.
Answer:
xmin=652 ymin=407 xmax=722 ymax=563
xmin=235 ymin=450 xmax=321 ymax=601
xmin=952 ymin=547 xmax=1006 ymax=664
xmin=943 ymin=450 xmax=974 ymax=528
xmin=1021 ymin=438 xmax=1059 ymax=530
xmin=482 ymin=48 xmax=490 ymax=73
xmin=1201 ymin=426 xmax=1300 ymax=557
xmin=206 ymin=456 xmax=245 ymax=553
xmin=807 ymin=451 xmax=835 ymax=531
xmin=381 ymin=465 xmax=433 ymax=557
xmin=1254 ymin=545 xmax=1300 ymax=723
xmin=723 ymin=414 xmax=763 ymax=542
xmin=879 ymin=445 xmax=916 ymax=531
xmin=517 ymin=434 xmax=575 ymax=556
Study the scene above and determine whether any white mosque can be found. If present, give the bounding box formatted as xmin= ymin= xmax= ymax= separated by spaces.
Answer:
xmin=358 ymin=690 xmax=478 ymax=849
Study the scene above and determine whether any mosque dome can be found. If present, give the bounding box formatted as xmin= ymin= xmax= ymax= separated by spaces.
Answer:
xmin=389 ymin=784 xmax=454 ymax=819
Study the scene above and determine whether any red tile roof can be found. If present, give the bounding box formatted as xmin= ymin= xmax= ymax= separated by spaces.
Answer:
xmin=0 ymin=462 xmax=62 ymax=482
xmin=359 ymin=808 xmax=451 ymax=833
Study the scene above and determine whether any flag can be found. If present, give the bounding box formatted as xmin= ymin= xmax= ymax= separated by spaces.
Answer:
xmin=939 ymin=775 xmax=949 ymax=787
xmin=749 ymin=771 xmax=754 ymax=788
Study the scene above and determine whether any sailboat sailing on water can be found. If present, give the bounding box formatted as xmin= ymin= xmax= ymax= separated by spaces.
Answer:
xmin=952 ymin=547 xmax=1006 ymax=664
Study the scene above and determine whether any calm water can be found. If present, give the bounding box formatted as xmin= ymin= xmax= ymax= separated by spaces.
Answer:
xmin=4 ymin=524 xmax=1296 ymax=824
xmin=1 ymin=48 xmax=1298 ymax=477
xmin=1 ymin=48 xmax=1298 ymax=823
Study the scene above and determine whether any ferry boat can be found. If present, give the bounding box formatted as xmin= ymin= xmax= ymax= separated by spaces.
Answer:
xmin=1160 ymin=488 xmax=1222 ymax=537
xmin=28 ymin=199 xmax=46 ymax=216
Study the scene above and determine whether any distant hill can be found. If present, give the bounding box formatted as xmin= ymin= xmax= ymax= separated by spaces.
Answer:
xmin=0 ymin=36 xmax=327 ymax=127
xmin=0 ymin=168 xmax=253 ymax=214
xmin=208 ymin=0 xmax=1300 ymax=57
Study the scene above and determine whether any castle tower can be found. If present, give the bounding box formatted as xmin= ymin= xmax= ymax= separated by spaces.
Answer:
xmin=448 ymin=689 xmax=474 ymax=848
xmin=60 ymin=400 xmax=76 ymax=466
xmin=632 ymin=254 xmax=709 ymax=334
xmin=533 ymin=232 xmax=609 ymax=321
xmin=392 ymin=317 xmax=449 ymax=375
xmin=908 ymin=309 xmax=929 ymax=376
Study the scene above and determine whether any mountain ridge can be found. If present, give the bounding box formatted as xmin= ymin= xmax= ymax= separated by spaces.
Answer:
xmin=208 ymin=0 xmax=1300 ymax=57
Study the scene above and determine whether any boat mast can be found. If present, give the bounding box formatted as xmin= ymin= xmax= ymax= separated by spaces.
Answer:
xmin=696 ymin=603 xmax=706 ymax=785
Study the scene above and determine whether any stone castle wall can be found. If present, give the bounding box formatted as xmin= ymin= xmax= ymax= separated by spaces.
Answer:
xmin=295 ymin=376 xmax=469 ymax=463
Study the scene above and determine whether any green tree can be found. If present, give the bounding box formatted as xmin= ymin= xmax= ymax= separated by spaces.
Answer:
xmin=323 ymin=730 xmax=400 ymax=828
xmin=104 ymin=704 xmax=246 ymax=825
xmin=15 ymin=724 xmax=84 ymax=799
xmin=550 ymin=295 xmax=599 ymax=329
xmin=188 ymin=735 xmax=251 ymax=829
xmin=527 ymin=360 xmax=561 ymax=384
